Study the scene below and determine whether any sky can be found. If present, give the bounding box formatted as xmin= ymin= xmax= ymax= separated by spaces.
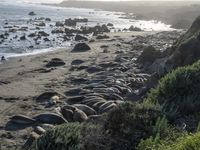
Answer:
xmin=3 ymin=0 xmax=200 ymax=4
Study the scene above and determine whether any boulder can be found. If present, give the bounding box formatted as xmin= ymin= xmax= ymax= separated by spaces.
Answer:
xmin=55 ymin=21 xmax=64 ymax=27
xmin=65 ymin=18 xmax=76 ymax=26
xmin=45 ymin=58 xmax=65 ymax=68
xmin=153 ymin=16 xmax=200 ymax=72
xmin=129 ymin=26 xmax=142 ymax=31
xmin=96 ymin=35 xmax=109 ymax=39
xmin=45 ymin=18 xmax=51 ymax=21
xmin=75 ymin=34 xmax=88 ymax=41
xmin=107 ymin=23 xmax=114 ymax=26
xmin=20 ymin=35 xmax=26 ymax=40
xmin=71 ymin=59 xmax=84 ymax=65
xmin=28 ymin=11 xmax=36 ymax=16
xmin=37 ymin=22 xmax=46 ymax=27
xmin=38 ymin=31 xmax=49 ymax=36
xmin=137 ymin=46 xmax=162 ymax=64
xmin=72 ymin=43 xmax=91 ymax=52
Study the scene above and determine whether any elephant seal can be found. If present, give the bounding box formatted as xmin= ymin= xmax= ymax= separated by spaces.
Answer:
xmin=34 ymin=113 xmax=68 ymax=125
xmin=62 ymin=104 xmax=77 ymax=112
xmin=10 ymin=115 xmax=36 ymax=125
xmin=23 ymin=132 xmax=40 ymax=149
xmin=61 ymin=108 xmax=74 ymax=122
xmin=99 ymin=103 xmax=117 ymax=113
xmin=73 ymin=109 xmax=88 ymax=122
xmin=98 ymin=101 xmax=114 ymax=111
xmin=73 ymin=104 xmax=96 ymax=116
xmin=66 ymin=96 xmax=85 ymax=104
xmin=34 ymin=126 xmax=46 ymax=135
xmin=92 ymin=101 xmax=106 ymax=110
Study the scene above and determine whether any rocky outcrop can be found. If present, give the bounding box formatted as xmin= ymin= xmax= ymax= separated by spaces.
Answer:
xmin=80 ymin=25 xmax=110 ymax=35
xmin=45 ymin=58 xmax=66 ymax=68
xmin=72 ymin=43 xmax=91 ymax=52
xmin=129 ymin=26 xmax=142 ymax=31
xmin=137 ymin=46 xmax=162 ymax=65
xmin=75 ymin=34 xmax=88 ymax=41
xmin=146 ymin=16 xmax=200 ymax=76
xmin=28 ymin=11 xmax=36 ymax=16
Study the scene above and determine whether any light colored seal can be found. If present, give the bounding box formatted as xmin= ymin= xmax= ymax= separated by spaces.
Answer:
xmin=73 ymin=109 xmax=88 ymax=122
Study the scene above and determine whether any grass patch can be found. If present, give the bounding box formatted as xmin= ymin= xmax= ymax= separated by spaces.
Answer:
xmin=30 ymin=123 xmax=81 ymax=150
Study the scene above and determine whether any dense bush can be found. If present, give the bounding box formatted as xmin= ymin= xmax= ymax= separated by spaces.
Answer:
xmin=140 ymin=131 xmax=200 ymax=150
xmin=30 ymin=123 xmax=81 ymax=150
xmin=137 ymin=117 xmax=183 ymax=150
xmin=104 ymin=102 xmax=161 ymax=149
xmin=146 ymin=60 xmax=200 ymax=117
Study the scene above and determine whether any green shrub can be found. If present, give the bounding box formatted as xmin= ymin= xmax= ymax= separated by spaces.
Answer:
xmin=146 ymin=60 xmax=200 ymax=117
xmin=31 ymin=123 xmax=81 ymax=150
xmin=104 ymin=102 xmax=160 ymax=149
xmin=137 ymin=118 xmax=183 ymax=150
xmin=171 ymin=132 xmax=200 ymax=150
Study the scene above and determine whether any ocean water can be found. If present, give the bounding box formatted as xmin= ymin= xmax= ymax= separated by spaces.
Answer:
xmin=0 ymin=2 xmax=173 ymax=58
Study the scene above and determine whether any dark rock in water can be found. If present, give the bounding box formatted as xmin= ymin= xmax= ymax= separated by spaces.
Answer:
xmin=65 ymin=18 xmax=77 ymax=26
xmin=71 ymin=59 xmax=85 ymax=65
xmin=36 ymin=91 xmax=59 ymax=102
xmin=75 ymin=34 xmax=88 ymax=41
xmin=55 ymin=21 xmax=64 ymax=27
xmin=51 ymin=29 xmax=64 ymax=34
xmin=107 ymin=23 xmax=114 ymax=26
xmin=72 ymin=43 xmax=91 ymax=52
xmin=65 ymin=28 xmax=80 ymax=34
xmin=37 ymin=22 xmax=46 ymax=27
xmin=43 ymin=37 xmax=50 ymax=42
xmin=89 ymin=39 xmax=95 ymax=43
xmin=137 ymin=46 xmax=162 ymax=64
xmin=45 ymin=18 xmax=51 ymax=21
xmin=10 ymin=115 xmax=36 ymax=125
xmin=28 ymin=33 xmax=36 ymax=37
xmin=0 ymin=34 xmax=5 ymax=39
xmin=74 ymin=18 xmax=88 ymax=22
xmin=96 ymin=35 xmax=109 ymax=39
xmin=34 ymin=113 xmax=68 ymax=124
xmin=129 ymin=25 xmax=142 ymax=31
xmin=38 ymin=31 xmax=49 ymax=36
xmin=80 ymin=25 xmax=110 ymax=35
xmin=45 ymin=58 xmax=65 ymax=68
xmin=28 ymin=11 xmax=36 ymax=16
xmin=20 ymin=35 xmax=26 ymax=40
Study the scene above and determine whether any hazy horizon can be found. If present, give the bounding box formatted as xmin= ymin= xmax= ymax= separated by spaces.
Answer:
xmin=3 ymin=0 xmax=200 ymax=4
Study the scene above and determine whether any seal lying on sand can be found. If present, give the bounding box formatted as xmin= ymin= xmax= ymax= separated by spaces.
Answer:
xmin=73 ymin=109 xmax=88 ymax=122
xmin=10 ymin=115 xmax=36 ymax=125
xmin=73 ymin=104 xmax=96 ymax=116
xmin=33 ymin=113 xmax=68 ymax=125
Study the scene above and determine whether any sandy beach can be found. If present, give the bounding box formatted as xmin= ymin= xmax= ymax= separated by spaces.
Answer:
xmin=1 ymin=31 xmax=171 ymax=149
